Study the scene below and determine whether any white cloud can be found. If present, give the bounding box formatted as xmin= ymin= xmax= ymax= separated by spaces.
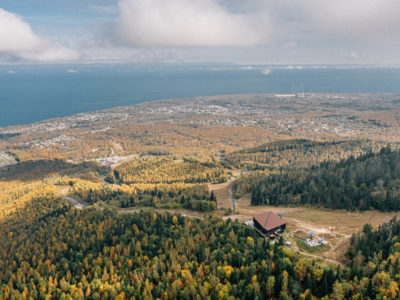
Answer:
xmin=299 ymin=0 xmax=400 ymax=40
xmin=113 ymin=0 xmax=265 ymax=47
xmin=256 ymin=0 xmax=400 ymax=42
xmin=3 ymin=1 xmax=400 ymax=64
xmin=0 ymin=8 xmax=79 ymax=62
xmin=107 ymin=0 xmax=400 ymax=64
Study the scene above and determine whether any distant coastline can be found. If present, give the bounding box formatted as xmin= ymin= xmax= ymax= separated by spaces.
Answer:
xmin=1 ymin=64 xmax=400 ymax=127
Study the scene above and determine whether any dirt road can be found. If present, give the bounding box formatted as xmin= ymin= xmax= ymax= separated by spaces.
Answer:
xmin=64 ymin=196 xmax=86 ymax=209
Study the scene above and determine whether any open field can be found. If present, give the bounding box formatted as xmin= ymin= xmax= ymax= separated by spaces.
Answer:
xmin=209 ymin=182 xmax=400 ymax=263
xmin=207 ymin=168 xmax=241 ymax=209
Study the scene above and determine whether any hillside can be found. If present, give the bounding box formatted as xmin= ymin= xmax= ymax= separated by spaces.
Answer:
xmin=0 ymin=94 xmax=400 ymax=299
xmin=251 ymin=148 xmax=400 ymax=210
xmin=1 ymin=191 xmax=399 ymax=299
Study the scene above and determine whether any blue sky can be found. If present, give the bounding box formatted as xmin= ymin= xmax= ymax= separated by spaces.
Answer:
xmin=1 ymin=0 xmax=116 ymax=39
xmin=2 ymin=0 xmax=116 ymax=20
xmin=1 ymin=0 xmax=400 ymax=64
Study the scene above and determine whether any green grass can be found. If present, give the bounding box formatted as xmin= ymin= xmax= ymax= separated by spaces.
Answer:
xmin=296 ymin=238 xmax=331 ymax=254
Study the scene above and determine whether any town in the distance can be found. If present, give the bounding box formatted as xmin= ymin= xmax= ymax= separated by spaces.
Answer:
xmin=1 ymin=92 xmax=400 ymax=299
xmin=2 ymin=0 xmax=400 ymax=298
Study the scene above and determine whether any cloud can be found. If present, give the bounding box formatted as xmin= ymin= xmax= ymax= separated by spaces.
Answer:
xmin=255 ymin=0 xmax=400 ymax=42
xmin=299 ymin=0 xmax=400 ymax=41
xmin=113 ymin=0 xmax=264 ymax=47
xmin=109 ymin=0 xmax=400 ymax=63
xmin=3 ymin=1 xmax=400 ymax=64
xmin=0 ymin=8 xmax=79 ymax=62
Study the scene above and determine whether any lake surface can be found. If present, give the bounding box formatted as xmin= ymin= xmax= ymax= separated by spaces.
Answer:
xmin=1 ymin=63 xmax=400 ymax=127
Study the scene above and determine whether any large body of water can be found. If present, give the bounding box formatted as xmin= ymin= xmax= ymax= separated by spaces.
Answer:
xmin=1 ymin=63 xmax=400 ymax=127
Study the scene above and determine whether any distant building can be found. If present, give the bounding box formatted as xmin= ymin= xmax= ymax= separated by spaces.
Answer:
xmin=253 ymin=212 xmax=286 ymax=236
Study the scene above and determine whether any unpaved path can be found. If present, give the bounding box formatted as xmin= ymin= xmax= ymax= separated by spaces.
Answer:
xmin=211 ymin=177 xmax=352 ymax=265
xmin=55 ymin=175 xmax=394 ymax=267
xmin=208 ymin=168 xmax=241 ymax=209
xmin=59 ymin=186 xmax=88 ymax=209
xmin=299 ymin=251 xmax=344 ymax=266
xmin=64 ymin=196 xmax=87 ymax=209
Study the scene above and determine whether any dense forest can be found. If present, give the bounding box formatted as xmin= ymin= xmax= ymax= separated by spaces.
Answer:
xmin=0 ymin=180 xmax=65 ymax=232
xmin=226 ymin=139 xmax=387 ymax=170
xmin=0 ymin=157 xmax=221 ymax=212
xmin=230 ymin=139 xmax=394 ymax=198
xmin=1 ymin=139 xmax=400 ymax=298
xmin=251 ymin=148 xmax=400 ymax=210
xmin=0 ymin=159 xmax=109 ymax=182
xmin=345 ymin=218 xmax=400 ymax=299
xmin=2 ymin=129 xmax=400 ymax=298
xmin=1 ymin=192 xmax=400 ymax=299
xmin=62 ymin=178 xmax=217 ymax=212
xmin=113 ymin=157 xmax=229 ymax=184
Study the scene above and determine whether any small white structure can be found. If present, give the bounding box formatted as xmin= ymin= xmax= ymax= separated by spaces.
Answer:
xmin=306 ymin=237 xmax=328 ymax=247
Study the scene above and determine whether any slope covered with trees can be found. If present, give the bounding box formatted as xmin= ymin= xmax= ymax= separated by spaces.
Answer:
xmin=0 ymin=159 xmax=109 ymax=182
xmin=345 ymin=218 xmax=400 ymax=299
xmin=251 ymin=148 xmax=400 ymax=210
xmin=1 ymin=200 xmax=400 ymax=299
xmin=113 ymin=157 xmax=229 ymax=184
xmin=230 ymin=139 xmax=394 ymax=198
xmin=226 ymin=139 xmax=386 ymax=170
xmin=0 ymin=180 xmax=67 ymax=232
xmin=62 ymin=178 xmax=217 ymax=212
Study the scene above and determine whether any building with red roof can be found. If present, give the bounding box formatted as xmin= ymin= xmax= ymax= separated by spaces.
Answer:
xmin=253 ymin=211 xmax=286 ymax=237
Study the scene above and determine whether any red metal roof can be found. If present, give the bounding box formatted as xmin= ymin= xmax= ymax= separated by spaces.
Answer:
xmin=253 ymin=211 xmax=286 ymax=231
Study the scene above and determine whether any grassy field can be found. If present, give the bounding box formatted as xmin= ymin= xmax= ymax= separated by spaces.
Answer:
xmin=208 ymin=181 xmax=400 ymax=263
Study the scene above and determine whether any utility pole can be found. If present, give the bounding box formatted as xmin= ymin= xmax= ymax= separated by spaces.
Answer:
xmin=232 ymin=198 xmax=237 ymax=214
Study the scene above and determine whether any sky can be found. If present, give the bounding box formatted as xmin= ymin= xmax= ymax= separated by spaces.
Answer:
xmin=1 ymin=0 xmax=400 ymax=64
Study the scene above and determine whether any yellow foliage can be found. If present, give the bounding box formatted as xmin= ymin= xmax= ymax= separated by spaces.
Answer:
xmin=294 ymin=259 xmax=308 ymax=282
xmin=115 ymin=156 xmax=229 ymax=184
xmin=246 ymin=236 xmax=254 ymax=247
xmin=217 ymin=265 xmax=234 ymax=279
xmin=252 ymin=275 xmax=257 ymax=284
xmin=0 ymin=180 xmax=60 ymax=231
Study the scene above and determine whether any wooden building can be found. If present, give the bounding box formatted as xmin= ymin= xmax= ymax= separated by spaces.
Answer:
xmin=253 ymin=211 xmax=286 ymax=237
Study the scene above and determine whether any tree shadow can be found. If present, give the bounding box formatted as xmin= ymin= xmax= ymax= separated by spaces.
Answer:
xmin=0 ymin=159 xmax=110 ymax=182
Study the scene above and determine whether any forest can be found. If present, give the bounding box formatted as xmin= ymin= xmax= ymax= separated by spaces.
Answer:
xmin=226 ymin=139 xmax=387 ymax=171
xmin=0 ymin=180 xmax=64 ymax=232
xmin=251 ymin=148 xmax=400 ymax=210
xmin=64 ymin=178 xmax=217 ymax=212
xmin=1 ymin=124 xmax=400 ymax=298
xmin=229 ymin=139 xmax=393 ymax=198
xmin=113 ymin=157 xmax=229 ymax=185
xmin=0 ymin=159 xmax=109 ymax=182
xmin=0 ymin=157 xmax=221 ymax=212
xmin=1 ymin=188 xmax=399 ymax=300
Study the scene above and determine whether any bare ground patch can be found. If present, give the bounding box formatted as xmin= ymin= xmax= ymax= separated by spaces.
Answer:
xmin=214 ymin=181 xmax=400 ymax=262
